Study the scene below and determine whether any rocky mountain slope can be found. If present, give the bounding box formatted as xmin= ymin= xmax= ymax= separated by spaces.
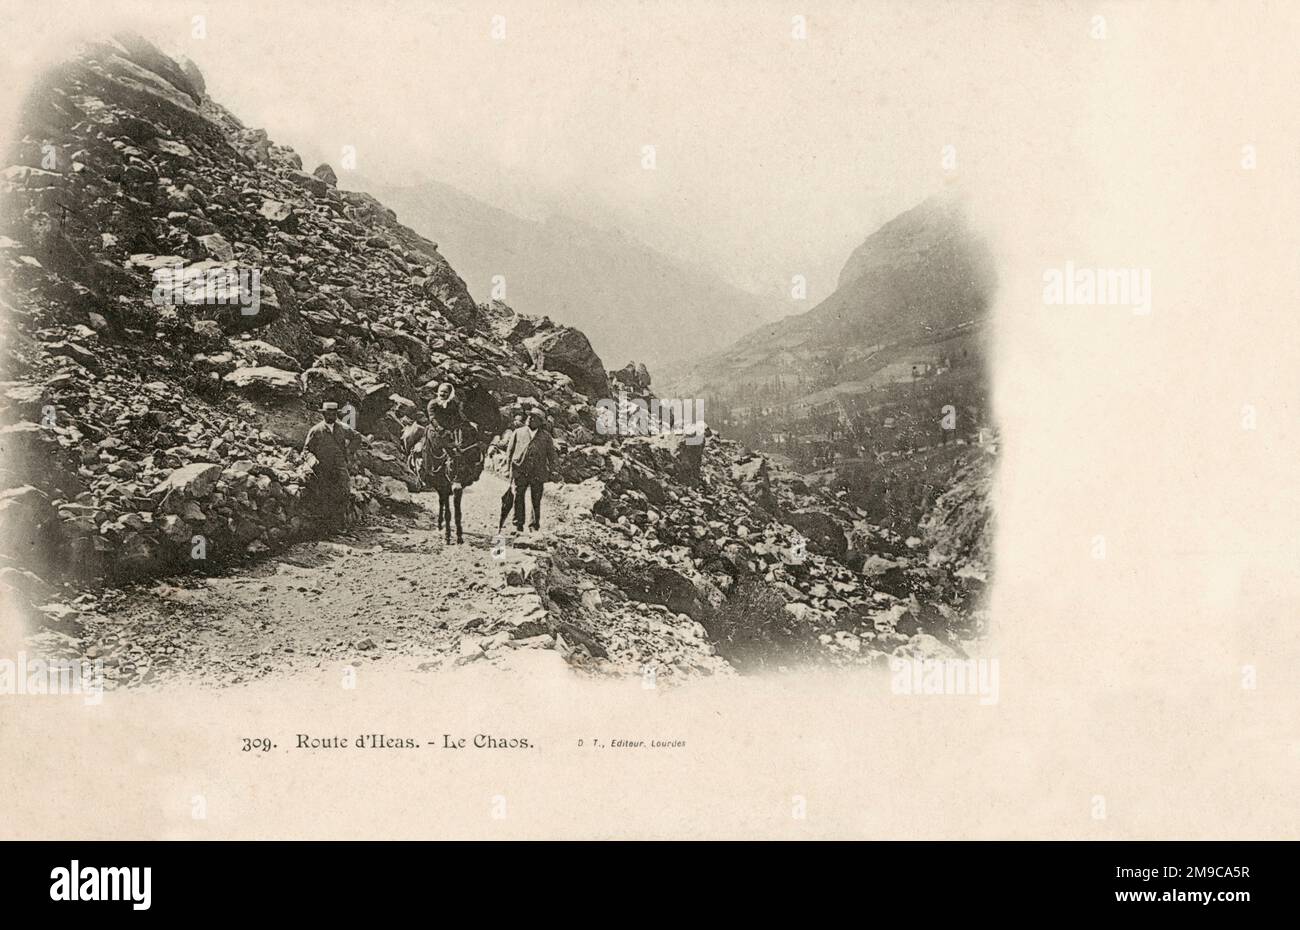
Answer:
xmin=662 ymin=191 xmax=998 ymax=535
xmin=666 ymin=191 xmax=996 ymax=395
xmin=0 ymin=34 xmax=984 ymax=682
xmin=368 ymin=179 xmax=787 ymax=370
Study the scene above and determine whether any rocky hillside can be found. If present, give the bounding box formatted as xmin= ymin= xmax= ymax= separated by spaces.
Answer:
xmin=662 ymin=191 xmax=998 ymax=534
xmin=0 ymin=33 xmax=605 ymax=585
xmin=662 ymin=193 xmax=996 ymax=453
xmin=369 ymin=179 xmax=787 ymax=370
xmin=0 ymin=34 xmax=983 ymax=677
xmin=666 ymin=191 xmax=996 ymax=396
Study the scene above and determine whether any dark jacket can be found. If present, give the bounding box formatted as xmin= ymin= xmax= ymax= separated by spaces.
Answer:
xmin=427 ymin=397 xmax=466 ymax=433
xmin=304 ymin=420 xmax=359 ymax=475
xmin=504 ymin=425 xmax=558 ymax=481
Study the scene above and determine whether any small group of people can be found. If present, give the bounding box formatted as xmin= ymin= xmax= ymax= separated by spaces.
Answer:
xmin=302 ymin=382 xmax=560 ymax=542
xmin=496 ymin=405 xmax=559 ymax=536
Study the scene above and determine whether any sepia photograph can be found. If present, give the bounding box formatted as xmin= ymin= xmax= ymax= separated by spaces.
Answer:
xmin=0 ymin=0 xmax=1296 ymax=906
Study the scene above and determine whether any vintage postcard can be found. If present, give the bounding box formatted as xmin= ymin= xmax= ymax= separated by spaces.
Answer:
xmin=0 ymin=0 xmax=1296 ymax=858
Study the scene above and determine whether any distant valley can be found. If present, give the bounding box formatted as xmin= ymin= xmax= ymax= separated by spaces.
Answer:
xmin=663 ymin=191 xmax=997 ymax=534
xmin=369 ymin=178 xmax=787 ymax=371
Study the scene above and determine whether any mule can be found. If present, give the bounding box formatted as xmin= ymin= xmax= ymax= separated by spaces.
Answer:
xmin=418 ymin=425 xmax=483 ymax=544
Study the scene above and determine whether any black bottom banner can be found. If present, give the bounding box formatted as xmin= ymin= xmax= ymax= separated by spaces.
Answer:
xmin=1 ymin=840 xmax=1287 ymax=917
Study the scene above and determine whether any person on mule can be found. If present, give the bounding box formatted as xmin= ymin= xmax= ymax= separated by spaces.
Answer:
xmin=426 ymin=381 xmax=467 ymax=433
xmin=419 ymin=385 xmax=484 ymax=544
xmin=421 ymin=421 xmax=484 ymax=545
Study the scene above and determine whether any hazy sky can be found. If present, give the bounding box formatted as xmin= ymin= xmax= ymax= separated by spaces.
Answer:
xmin=0 ymin=0 xmax=1073 ymax=305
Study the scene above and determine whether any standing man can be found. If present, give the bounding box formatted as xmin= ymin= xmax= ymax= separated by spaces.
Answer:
xmin=304 ymin=401 xmax=360 ymax=533
xmin=495 ymin=410 xmax=527 ymax=533
xmin=503 ymin=407 xmax=558 ymax=533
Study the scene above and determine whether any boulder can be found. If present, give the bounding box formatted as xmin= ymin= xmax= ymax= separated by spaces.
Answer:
xmin=223 ymin=366 xmax=303 ymax=399
xmin=115 ymin=530 xmax=163 ymax=576
xmin=301 ymin=364 xmax=361 ymax=408
xmin=0 ymin=421 xmax=81 ymax=495
xmin=258 ymin=199 xmax=292 ymax=223
xmin=174 ymin=52 xmax=206 ymax=96
xmin=730 ymin=455 xmax=777 ymax=511
xmin=231 ymin=339 xmax=301 ymax=372
xmin=783 ymin=509 xmax=848 ymax=560
xmin=419 ymin=265 xmax=478 ymax=329
xmin=197 ymin=233 xmax=234 ymax=262
xmin=357 ymin=382 xmax=393 ymax=434
xmin=150 ymin=462 xmax=223 ymax=500
xmin=0 ymin=486 xmax=62 ymax=565
xmin=257 ymin=199 xmax=298 ymax=233
xmin=523 ymin=327 xmax=610 ymax=400
xmin=609 ymin=361 xmax=652 ymax=393
xmin=0 ymin=382 xmax=49 ymax=423
xmin=376 ymin=476 xmax=411 ymax=505
xmin=646 ymin=430 xmax=705 ymax=483
xmin=291 ymin=169 xmax=329 ymax=196
xmin=112 ymin=30 xmax=205 ymax=103
xmin=45 ymin=340 xmax=102 ymax=374
xmin=614 ymin=563 xmax=715 ymax=620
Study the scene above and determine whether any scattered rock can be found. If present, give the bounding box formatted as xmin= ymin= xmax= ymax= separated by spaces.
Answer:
xmin=223 ymin=366 xmax=303 ymax=399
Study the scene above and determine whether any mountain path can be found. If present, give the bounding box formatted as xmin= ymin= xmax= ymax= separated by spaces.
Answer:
xmin=56 ymin=475 xmax=576 ymax=689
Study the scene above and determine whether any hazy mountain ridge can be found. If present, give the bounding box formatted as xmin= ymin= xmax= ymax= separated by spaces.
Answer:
xmin=669 ymin=192 xmax=995 ymax=386
xmin=370 ymin=179 xmax=787 ymax=371
xmin=661 ymin=191 xmax=997 ymax=538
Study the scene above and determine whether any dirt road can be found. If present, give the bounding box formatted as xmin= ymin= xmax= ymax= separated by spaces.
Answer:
xmin=49 ymin=474 xmax=572 ymax=689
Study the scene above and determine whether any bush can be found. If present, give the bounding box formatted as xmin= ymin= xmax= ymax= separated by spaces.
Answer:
xmin=702 ymin=580 xmax=823 ymax=672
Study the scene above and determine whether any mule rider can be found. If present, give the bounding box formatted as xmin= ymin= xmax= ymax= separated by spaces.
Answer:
xmin=421 ymin=382 xmax=483 ymax=543
xmin=427 ymin=381 xmax=466 ymax=432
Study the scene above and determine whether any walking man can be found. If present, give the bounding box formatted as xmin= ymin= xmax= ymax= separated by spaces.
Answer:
xmin=304 ymin=401 xmax=360 ymax=533
xmin=496 ymin=410 xmax=527 ymax=532
xmin=503 ymin=407 xmax=558 ymax=533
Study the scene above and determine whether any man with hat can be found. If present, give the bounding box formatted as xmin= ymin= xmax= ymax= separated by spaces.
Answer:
xmin=303 ymin=401 xmax=360 ymax=533
xmin=495 ymin=409 xmax=528 ymax=533
xmin=503 ymin=405 xmax=559 ymax=534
